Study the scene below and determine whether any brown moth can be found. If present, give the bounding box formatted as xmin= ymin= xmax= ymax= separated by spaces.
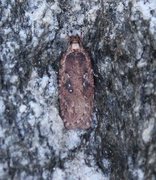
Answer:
xmin=59 ymin=35 xmax=94 ymax=129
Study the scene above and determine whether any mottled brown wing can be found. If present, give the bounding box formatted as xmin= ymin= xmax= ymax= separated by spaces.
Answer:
xmin=59 ymin=50 xmax=94 ymax=129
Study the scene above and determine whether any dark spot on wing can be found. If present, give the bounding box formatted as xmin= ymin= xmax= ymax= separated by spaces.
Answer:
xmin=64 ymin=79 xmax=73 ymax=93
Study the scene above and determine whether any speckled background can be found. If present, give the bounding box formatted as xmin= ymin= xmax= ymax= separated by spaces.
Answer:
xmin=0 ymin=0 xmax=156 ymax=179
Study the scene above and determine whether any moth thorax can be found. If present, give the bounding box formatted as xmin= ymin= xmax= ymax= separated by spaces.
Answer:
xmin=71 ymin=42 xmax=80 ymax=50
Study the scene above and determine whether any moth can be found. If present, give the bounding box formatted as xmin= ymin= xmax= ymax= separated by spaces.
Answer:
xmin=59 ymin=35 xmax=94 ymax=129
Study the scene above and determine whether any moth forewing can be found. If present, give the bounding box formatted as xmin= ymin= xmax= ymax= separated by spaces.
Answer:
xmin=59 ymin=35 xmax=94 ymax=129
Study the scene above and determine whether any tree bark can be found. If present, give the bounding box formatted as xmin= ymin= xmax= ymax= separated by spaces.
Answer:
xmin=0 ymin=0 xmax=155 ymax=179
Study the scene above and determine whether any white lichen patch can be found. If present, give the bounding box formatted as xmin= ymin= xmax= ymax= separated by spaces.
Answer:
xmin=98 ymin=56 xmax=112 ymax=75
xmin=59 ymin=0 xmax=100 ymax=36
xmin=0 ymin=162 xmax=8 ymax=179
xmin=25 ymin=0 xmax=59 ymax=47
xmin=19 ymin=29 xmax=27 ymax=45
xmin=39 ymin=106 xmax=64 ymax=153
xmin=133 ymin=168 xmax=144 ymax=180
xmin=137 ymin=59 xmax=147 ymax=68
xmin=0 ymin=98 xmax=5 ymax=115
xmin=50 ymin=1 xmax=61 ymax=14
xmin=0 ymin=126 xmax=5 ymax=138
xmin=102 ymin=158 xmax=111 ymax=169
xmin=71 ymin=0 xmax=82 ymax=11
xmin=19 ymin=104 xmax=27 ymax=114
xmin=131 ymin=0 xmax=156 ymax=38
xmin=16 ymin=69 xmax=83 ymax=159
xmin=142 ymin=118 xmax=155 ymax=143
xmin=117 ymin=2 xmax=124 ymax=13
xmin=29 ymin=101 xmax=42 ymax=118
xmin=132 ymin=0 xmax=156 ymax=21
xmin=43 ymin=107 xmax=83 ymax=156
xmin=133 ymin=90 xmax=141 ymax=117
xmin=150 ymin=16 xmax=156 ymax=35
xmin=10 ymin=75 xmax=18 ymax=84
xmin=60 ymin=130 xmax=83 ymax=159
xmin=64 ymin=152 xmax=108 ymax=180
xmin=52 ymin=168 xmax=66 ymax=180
xmin=86 ymin=5 xmax=99 ymax=23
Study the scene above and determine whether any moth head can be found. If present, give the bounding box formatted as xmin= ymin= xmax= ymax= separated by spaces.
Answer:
xmin=69 ymin=35 xmax=82 ymax=51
